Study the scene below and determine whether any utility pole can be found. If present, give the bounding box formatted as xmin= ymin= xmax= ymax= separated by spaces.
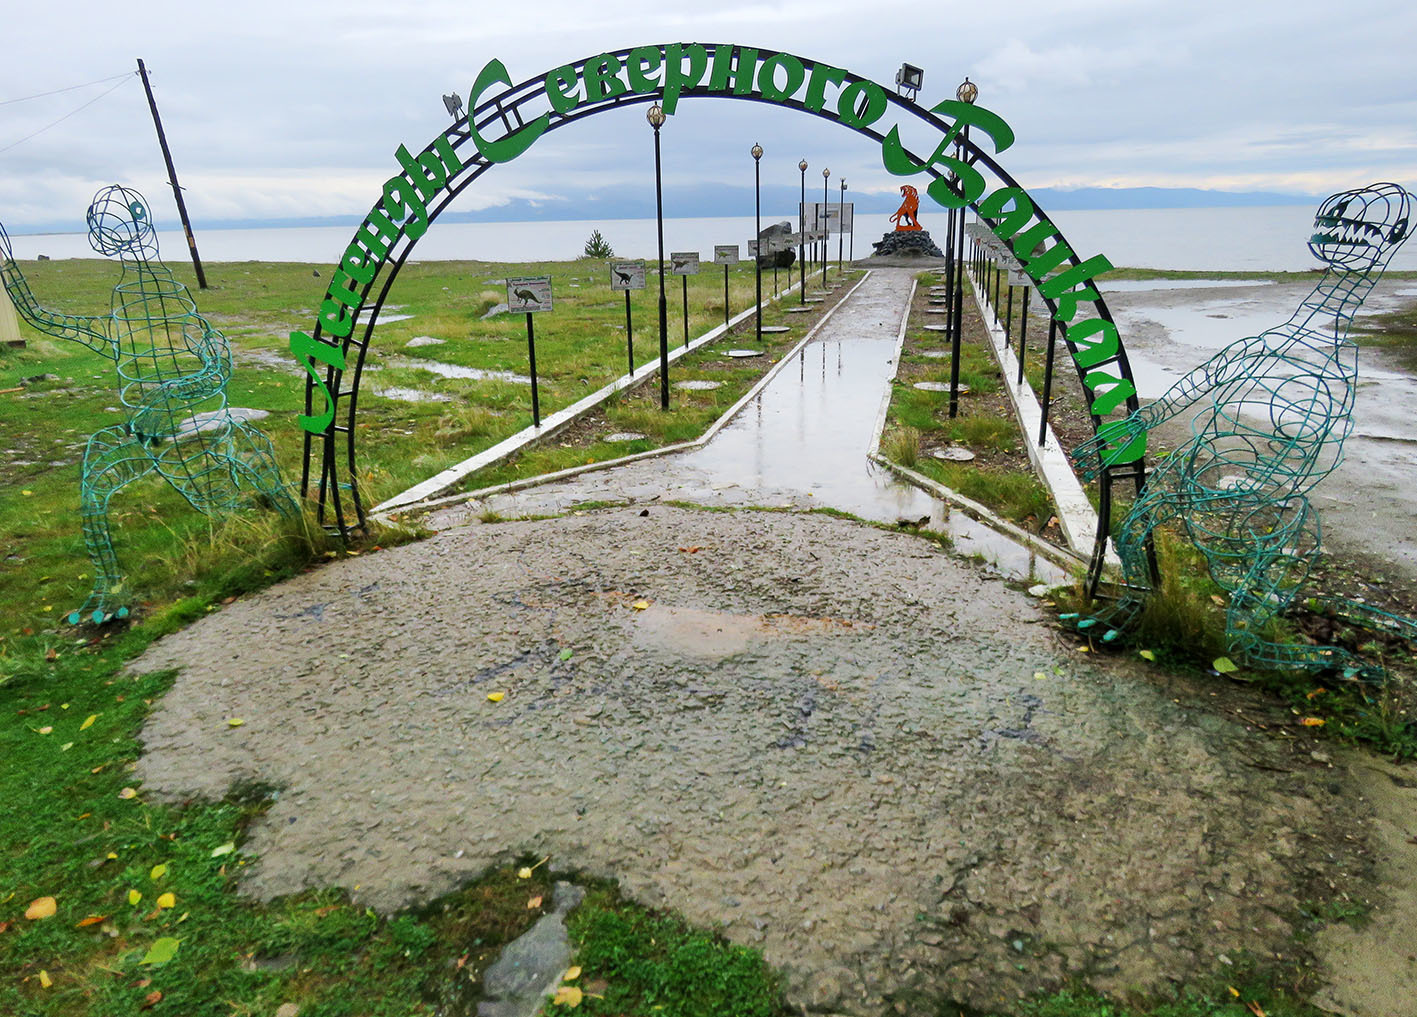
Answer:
xmin=136 ymin=59 xmax=207 ymax=289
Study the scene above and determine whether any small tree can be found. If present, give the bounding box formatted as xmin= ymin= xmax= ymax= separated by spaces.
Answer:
xmin=582 ymin=229 xmax=614 ymax=259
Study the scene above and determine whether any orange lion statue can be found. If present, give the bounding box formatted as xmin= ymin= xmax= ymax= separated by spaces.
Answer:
xmin=890 ymin=185 xmax=922 ymax=232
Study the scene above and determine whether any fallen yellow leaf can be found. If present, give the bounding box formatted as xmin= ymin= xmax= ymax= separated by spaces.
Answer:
xmin=37 ymin=726 xmax=53 ymax=735
xmin=128 ymin=890 xmax=142 ymax=906
xmin=210 ymin=842 xmax=235 ymax=858
xmin=149 ymin=864 xmax=168 ymax=881
xmin=25 ymin=897 xmax=57 ymax=920
xmin=1302 ymin=717 xmax=1326 ymax=727
xmin=552 ymin=984 xmax=583 ymax=1007
xmin=563 ymin=965 xmax=582 ymax=981
xmin=118 ymin=787 xmax=137 ymax=800
xmin=517 ymin=867 xmax=532 ymax=879
xmin=80 ymin=714 xmax=98 ymax=731
xmin=226 ymin=717 xmax=245 ymax=728
xmin=76 ymin=914 xmax=107 ymax=927
xmin=632 ymin=600 xmax=650 ymax=611
xmin=38 ymin=970 xmax=51 ymax=988
xmin=156 ymin=893 xmax=175 ymax=909
xmin=487 ymin=692 xmax=505 ymax=703
xmin=527 ymin=896 xmax=543 ymax=909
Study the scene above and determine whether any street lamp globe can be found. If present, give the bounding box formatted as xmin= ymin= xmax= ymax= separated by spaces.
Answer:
xmin=646 ymin=104 xmax=666 ymax=128
xmin=956 ymin=77 xmax=978 ymax=104
xmin=798 ymin=158 xmax=808 ymax=172
xmin=822 ymin=167 xmax=830 ymax=179
xmin=752 ymin=143 xmax=764 ymax=160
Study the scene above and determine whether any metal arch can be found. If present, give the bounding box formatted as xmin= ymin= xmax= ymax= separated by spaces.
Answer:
xmin=301 ymin=43 xmax=1147 ymax=591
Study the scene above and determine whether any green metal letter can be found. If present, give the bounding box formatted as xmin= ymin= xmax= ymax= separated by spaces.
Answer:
xmin=467 ymin=58 xmax=548 ymax=163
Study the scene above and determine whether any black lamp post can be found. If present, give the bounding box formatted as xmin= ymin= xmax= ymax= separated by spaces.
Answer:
xmin=798 ymin=158 xmax=808 ymax=305
xmin=838 ymin=178 xmax=846 ymax=271
xmin=948 ymin=77 xmax=978 ymax=421
xmin=648 ymin=104 xmax=669 ymax=410
xmin=821 ymin=167 xmax=830 ymax=287
xmin=752 ymin=142 xmax=763 ymax=343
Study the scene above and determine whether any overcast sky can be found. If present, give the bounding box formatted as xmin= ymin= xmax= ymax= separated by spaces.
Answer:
xmin=2 ymin=0 xmax=1415 ymax=232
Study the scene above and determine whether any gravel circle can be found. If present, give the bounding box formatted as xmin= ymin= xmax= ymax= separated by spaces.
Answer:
xmin=131 ymin=506 xmax=1362 ymax=1015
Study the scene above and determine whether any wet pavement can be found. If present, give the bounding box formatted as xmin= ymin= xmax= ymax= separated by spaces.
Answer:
xmin=429 ymin=269 xmax=1064 ymax=584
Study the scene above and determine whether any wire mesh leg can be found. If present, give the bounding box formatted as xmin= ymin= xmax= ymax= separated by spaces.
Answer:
xmin=72 ymin=427 xmax=155 ymax=624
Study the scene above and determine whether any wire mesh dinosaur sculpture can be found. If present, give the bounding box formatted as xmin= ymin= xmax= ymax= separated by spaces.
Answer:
xmin=1066 ymin=182 xmax=1415 ymax=674
xmin=0 ymin=185 xmax=296 ymax=625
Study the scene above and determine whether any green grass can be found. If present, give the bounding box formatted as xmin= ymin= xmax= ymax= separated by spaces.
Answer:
xmin=555 ymin=885 xmax=787 ymax=1017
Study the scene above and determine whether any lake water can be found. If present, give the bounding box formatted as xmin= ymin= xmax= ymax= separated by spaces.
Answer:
xmin=13 ymin=205 xmax=1417 ymax=273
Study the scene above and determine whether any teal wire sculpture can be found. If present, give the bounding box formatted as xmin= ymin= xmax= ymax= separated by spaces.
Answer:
xmin=0 ymin=185 xmax=296 ymax=624
xmin=1067 ymin=182 xmax=1415 ymax=675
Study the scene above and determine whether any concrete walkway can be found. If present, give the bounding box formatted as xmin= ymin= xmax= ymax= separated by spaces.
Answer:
xmin=430 ymin=268 xmax=1061 ymax=582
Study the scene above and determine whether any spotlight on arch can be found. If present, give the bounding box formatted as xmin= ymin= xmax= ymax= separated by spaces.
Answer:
xmin=895 ymin=63 xmax=924 ymax=101
xmin=442 ymin=92 xmax=465 ymax=120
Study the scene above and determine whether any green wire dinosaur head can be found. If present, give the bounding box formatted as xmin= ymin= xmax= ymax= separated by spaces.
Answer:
xmin=1309 ymin=181 xmax=1411 ymax=271
xmin=86 ymin=184 xmax=159 ymax=259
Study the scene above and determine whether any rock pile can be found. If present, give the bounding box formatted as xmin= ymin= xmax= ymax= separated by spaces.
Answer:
xmin=870 ymin=230 xmax=945 ymax=258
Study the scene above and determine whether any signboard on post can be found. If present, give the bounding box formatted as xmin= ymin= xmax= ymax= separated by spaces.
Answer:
xmin=746 ymin=240 xmax=760 ymax=256
xmin=505 ymin=276 xmax=552 ymax=312
xmin=713 ymin=245 xmax=739 ymax=265
xmin=610 ymin=261 xmax=646 ymax=290
xmin=802 ymin=202 xmax=853 ymax=234
xmin=670 ymin=252 xmax=700 ymax=275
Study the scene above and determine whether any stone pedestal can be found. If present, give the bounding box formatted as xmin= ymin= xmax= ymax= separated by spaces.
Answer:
xmin=870 ymin=230 xmax=945 ymax=258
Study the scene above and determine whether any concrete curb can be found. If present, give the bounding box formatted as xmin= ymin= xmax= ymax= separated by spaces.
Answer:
xmin=866 ymin=273 xmax=1086 ymax=577
xmin=965 ymin=267 xmax=1100 ymax=558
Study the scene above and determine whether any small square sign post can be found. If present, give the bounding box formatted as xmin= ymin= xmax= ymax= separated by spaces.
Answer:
xmin=506 ymin=276 xmax=551 ymax=426
xmin=713 ymin=245 xmax=738 ymax=328
xmin=671 ymin=252 xmax=699 ymax=348
xmin=610 ymin=261 xmax=646 ymax=376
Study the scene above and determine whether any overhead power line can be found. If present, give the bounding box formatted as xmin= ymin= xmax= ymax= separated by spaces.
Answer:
xmin=0 ymin=71 xmax=133 ymax=106
xmin=0 ymin=74 xmax=135 ymax=156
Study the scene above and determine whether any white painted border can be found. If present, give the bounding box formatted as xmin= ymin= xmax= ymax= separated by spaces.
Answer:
xmin=963 ymin=267 xmax=1101 ymax=558
xmin=865 ymin=274 xmax=1087 ymax=575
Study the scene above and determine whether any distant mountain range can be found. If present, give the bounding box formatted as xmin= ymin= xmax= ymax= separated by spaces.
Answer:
xmin=17 ymin=185 xmax=1321 ymax=235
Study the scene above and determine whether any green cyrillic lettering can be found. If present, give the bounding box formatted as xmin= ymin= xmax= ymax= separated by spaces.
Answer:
xmin=1068 ymin=317 xmax=1120 ymax=368
xmin=467 ymin=58 xmax=549 ymax=163
xmin=837 ymin=80 xmax=885 ymax=127
xmin=382 ymin=176 xmax=428 ymax=240
xmin=355 ymin=207 xmax=399 ymax=262
xmin=661 ymin=43 xmax=708 ymax=114
xmin=395 ymin=144 xmax=448 ymax=203
xmin=756 ymin=53 xmax=804 ymax=102
xmin=545 ymin=65 xmax=581 ymax=115
xmin=340 ymin=241 xmax=378 ymax=286
xmin=584 ymin=53 xmax=629 ymax=103
xmin=708 ymin=45 xmax=759 ymax=95
xmin=1083 ymin=373 xmax=1139 ymax=417
xmin=290 ymin=330 xmax=347 ymax=433
xmin=626 ymin=46 xmax=663 ymax=93
xmin=317 ymin=298 xmax=353 ymax=339
xmin=803 ymin=61 xmax=847 ymax=112
xmin=1040 ymin=254 xmax=1113 ymax=301
xmin=977 ymin=187 xmax=1035 ymax=241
